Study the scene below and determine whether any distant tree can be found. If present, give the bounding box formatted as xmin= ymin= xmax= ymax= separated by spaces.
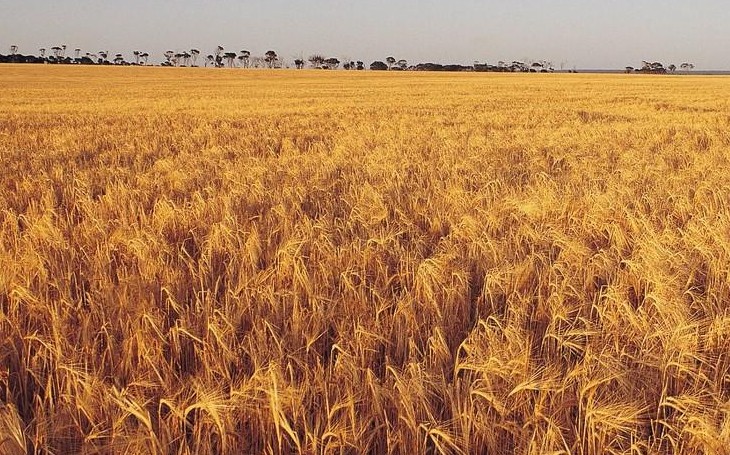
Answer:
xmin=9 ymin=45 xmax=18 ymax=55
xmin=308 ymin=54 xmax=325 ymax=68
xmin=224 ymin=52 xmax=237 ymax=67
xmin=680 ymin=62 xmax=695 ymax=72
xmin=239 ymin=50 xmax=250 ymax=68
xmin=324 ymin=57 xmax=340 ymax=69
xmin=396 ymin=59 xmax=408 ymax=70
xmin=61 ymin=45 xmax=67 ymax=58
xmin=625 ymin=66 xmax=634 ymax=73
xmin=38 ymin=48 xmax=46 ymax=58
xmin=190 ymin=49 xmax=200 ymax=66
xmin=205 ymin=54 xmax=215 ymax=67
xmin=356 ymin=61 xmax=365 ymax=70
xmin=133 ymin=50 xmax=140 ymax=65
xmin=51 ymin=46 xmax=62 ymax=59
xmin=74 ymin=48 xmax=81 ymax=59
xmin=264 ymin=50 xmax=278 ymax=68
xmin=527 ymin=60 xmax=554 ymax=72
xmin=668 ymin=64 xmax=676 ymax=73
xmin=510 ymin=61 xmax=528 ymax=72
xmin=113 ymin=53 xmax=124 ymax=65
xmin=294 ymin=58 xmax=305 ymax=69
xmin=163 ymin=50 xmax=174 ymax=65
xmin=140 ymin=52 xmax=149 ymax=65
xmin=215 ymin=46 xmax=224 ymax=67
xmin=386 ymin=56 xmax=396 ymax=69
xmin=370 ymin=60 xmax=388 ymax=71
xmin=99 ymin=51 xmax=109 ymax=64
xmin=637 ymin=60 xmax=667 ymax=74
xmin=473 ymin=61 xmax=490 ymax=72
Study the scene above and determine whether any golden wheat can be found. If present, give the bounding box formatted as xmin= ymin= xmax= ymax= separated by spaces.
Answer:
xmin=1 ymin=65 xmax=730 ymax=454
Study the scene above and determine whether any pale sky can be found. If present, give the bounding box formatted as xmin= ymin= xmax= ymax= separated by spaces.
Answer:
xmin=1 ymin=0 xmax=728 ymax=69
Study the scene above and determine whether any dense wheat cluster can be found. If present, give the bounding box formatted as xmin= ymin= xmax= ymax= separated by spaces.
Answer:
xmin=1 ymin=65 xmax=730 ymax=454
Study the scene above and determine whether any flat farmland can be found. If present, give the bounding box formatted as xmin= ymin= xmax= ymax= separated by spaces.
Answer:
xmin=1 ymin=65 xmax=730 ymax=454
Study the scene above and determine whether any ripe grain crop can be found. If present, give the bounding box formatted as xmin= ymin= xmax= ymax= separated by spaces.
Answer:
xmin=1 ymin=65 xmax=730 ymax=454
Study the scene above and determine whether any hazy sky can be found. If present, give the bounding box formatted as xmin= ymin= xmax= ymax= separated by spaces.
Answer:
xmin=1 ymin=0 xmax=728 ymax=69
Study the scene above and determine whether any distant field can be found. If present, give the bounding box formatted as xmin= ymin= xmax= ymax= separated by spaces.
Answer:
xmin=2 ymin=65 xmax=730 ymax=454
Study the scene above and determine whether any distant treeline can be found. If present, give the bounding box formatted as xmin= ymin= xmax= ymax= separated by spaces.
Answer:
xmin=409 ymin=61 xmax=563 ymax=73
xmin=0 ymin=44 xmax=568 ymax=72
xmin=625 ymin=61 xmax=695 ymax=74
xmin=0 ymin=54 xmax=126 ymax=65
xmin=0 ymin=45 xmax=149 ymax=66
xmin=0 ymin=45 xmax=695 ymax=73
xmin=0 ymin=53 xmax=563 ymax=73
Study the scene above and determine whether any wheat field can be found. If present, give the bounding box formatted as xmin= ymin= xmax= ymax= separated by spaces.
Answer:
xmin=1 ymin=65 xmax=730 ymax=454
